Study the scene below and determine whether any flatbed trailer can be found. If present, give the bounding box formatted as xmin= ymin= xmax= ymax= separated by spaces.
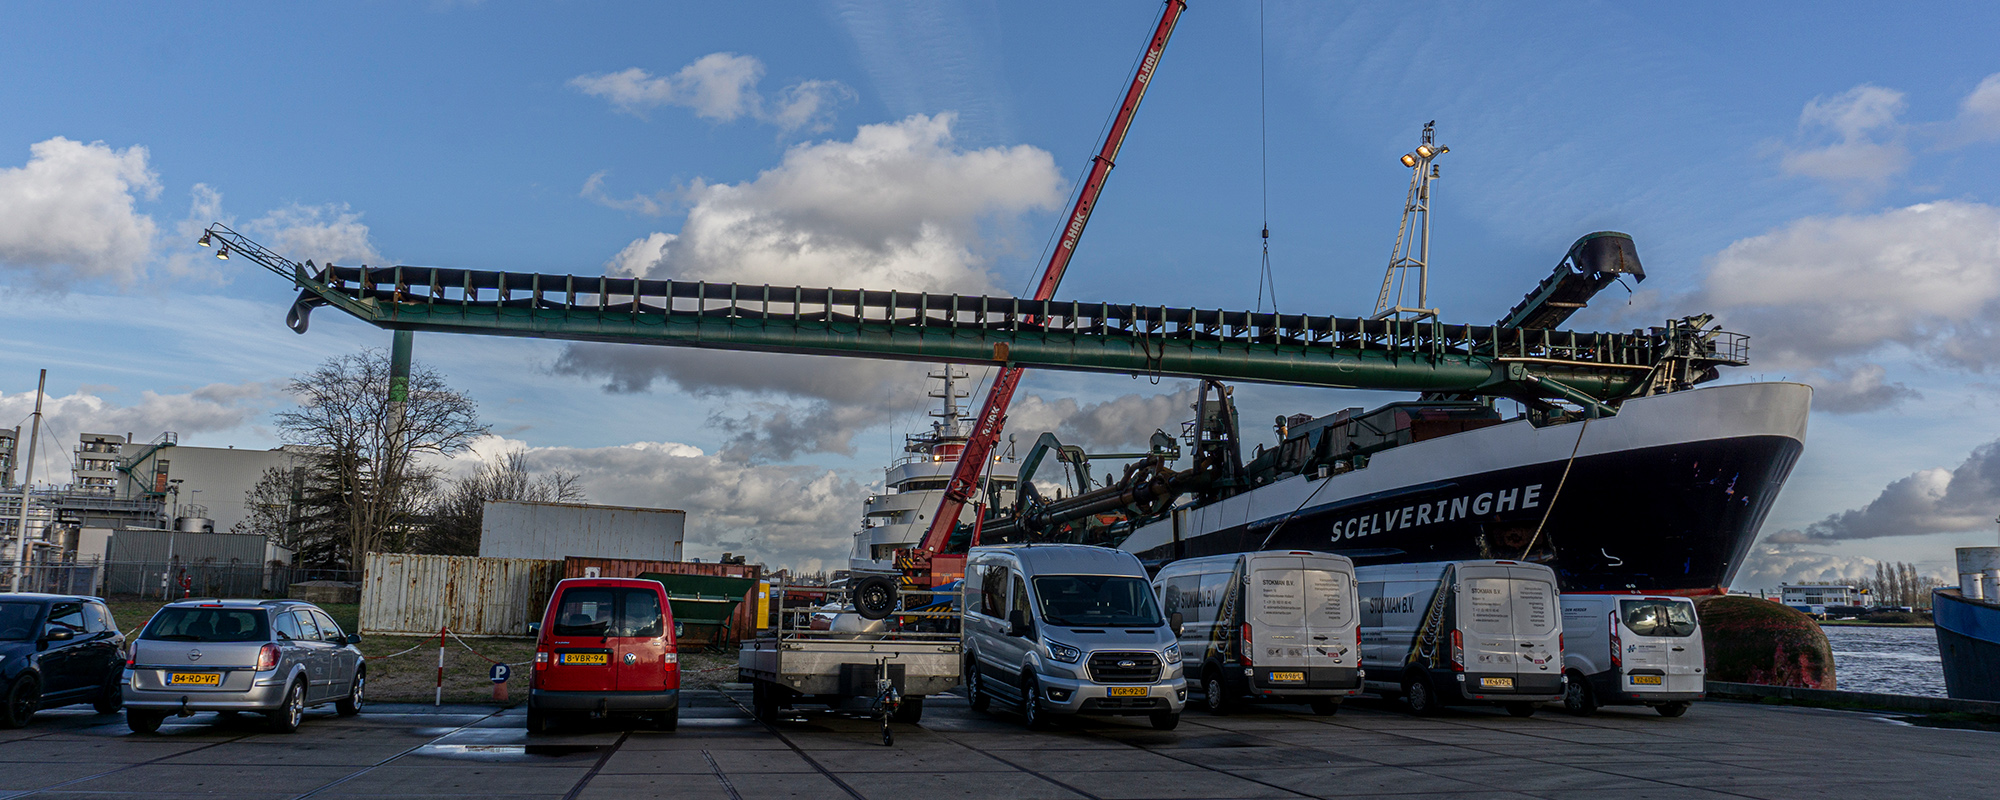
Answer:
xmin=738 ymin=583 xmax=962 ymax=725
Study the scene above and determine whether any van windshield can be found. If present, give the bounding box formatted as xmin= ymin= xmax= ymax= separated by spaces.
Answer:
xmin=1620 ymin=599 xmax=1697 ymax=637
xmin=1033 ymin=575 xmax=1163 ymax=628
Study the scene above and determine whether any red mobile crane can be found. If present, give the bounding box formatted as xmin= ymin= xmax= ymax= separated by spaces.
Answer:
xmin=893 ymin=0 xmax=1187 ymax=589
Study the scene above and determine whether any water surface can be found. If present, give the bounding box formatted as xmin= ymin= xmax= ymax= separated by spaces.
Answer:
xmin=1822 ymin=625 xmax=1945 ymax=698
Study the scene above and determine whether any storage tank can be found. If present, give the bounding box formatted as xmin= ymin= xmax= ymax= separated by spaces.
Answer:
xmin=477 ymin=500 xmax=685 ymax=562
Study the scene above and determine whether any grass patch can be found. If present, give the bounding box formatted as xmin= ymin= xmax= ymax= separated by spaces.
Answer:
xmin=99 ymin=596 xmax=738 ymax=704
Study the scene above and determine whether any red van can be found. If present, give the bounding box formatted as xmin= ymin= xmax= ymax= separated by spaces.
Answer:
xmin=527 ymin=577 xmax=680 ymax=733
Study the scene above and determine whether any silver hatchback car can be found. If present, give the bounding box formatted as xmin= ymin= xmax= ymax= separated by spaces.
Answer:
xmin=123 ymin=599 xmax=364 ymax=733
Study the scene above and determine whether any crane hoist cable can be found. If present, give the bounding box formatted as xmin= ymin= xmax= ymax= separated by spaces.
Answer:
xmin=1254 ymin=0 xmax=1279 ymax=315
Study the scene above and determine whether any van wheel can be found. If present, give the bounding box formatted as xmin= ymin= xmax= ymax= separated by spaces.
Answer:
xmin=1562 ymin=674 xmax=1596 ymax=716
xmin=0 ymin=674 xmax=40 ymax=728
xmin=1202 ymin=669 xmax=1232 ymax=715
xmin=1503 ymin=702 xmax=1538 ymax=718
xmin=966 ymin=661 xmax=991 ymax=713
xmin=891 ymin=696 xmax=924 ymax=724
xmin=126 ymin=709 xmax=166 ymax=734
xmin=1403 ymin=675 xmax=1441 ymax=716
xmin=1149 ymin=710 xmax=1180 ymax=731
xmin=1309 ymin=697 xmax=1340 ymax=716
xmin=526 ymin=706 xmax=556 ymax=734
xmin=267 ymin=680 xmax=306 ymax=733
xmin=1655 ymin=701 xmax=1691 ymax=718
xmin=652 ymin=706 xmax=679 ymax=731
xmin=1021 ymin=676 xmax=1050 ymax=730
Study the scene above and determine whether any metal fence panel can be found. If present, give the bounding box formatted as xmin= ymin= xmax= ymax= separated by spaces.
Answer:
xmin=360 ymin=552 xmax=562 ymax=637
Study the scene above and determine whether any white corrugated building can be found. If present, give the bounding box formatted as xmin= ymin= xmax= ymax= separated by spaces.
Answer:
xmin=477 ymin=499 xmax=685 ymax=562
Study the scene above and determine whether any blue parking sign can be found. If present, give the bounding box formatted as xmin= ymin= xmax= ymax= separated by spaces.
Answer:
xmin=490 ymin=664 xmax=510 ymax=684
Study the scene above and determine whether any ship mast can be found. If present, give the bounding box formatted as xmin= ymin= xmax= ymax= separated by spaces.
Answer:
xmin=1373 ymin=121 xmax=1449 ymax=322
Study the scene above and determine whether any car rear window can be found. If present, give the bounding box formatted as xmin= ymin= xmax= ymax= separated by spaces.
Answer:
xmin=554 ymin=588 xmax=664 ymax=638
xmin=143 ymin=607 xmax=270 ymax=642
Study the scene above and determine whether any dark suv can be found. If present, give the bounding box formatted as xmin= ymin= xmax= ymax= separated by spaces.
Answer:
xmin=0 ymin=593 xmax=126 ymax=727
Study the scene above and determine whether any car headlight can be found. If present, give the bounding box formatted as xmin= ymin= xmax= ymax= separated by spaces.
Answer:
xmin=1046 ymin=640 xmax=1083 ymax=664
xmin=1163 ymin=643 xmax=1181 ymax=664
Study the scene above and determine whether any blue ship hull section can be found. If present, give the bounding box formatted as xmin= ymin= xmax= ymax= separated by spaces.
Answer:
xmin=1934 ymin=589 xmax=2000 ymax=702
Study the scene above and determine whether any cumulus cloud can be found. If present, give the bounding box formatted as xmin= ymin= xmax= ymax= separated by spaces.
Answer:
xmin=1732 ymin=539 xmax=1949 ymax=591
xmin=442 ymin=435 xmax=863 ymax=571
xmin=1778 ymin=85 xmax=1911 ymax=192
xmin=246 ymin=202 xmax=383 ymax=266
xmin=1944 ymin=72 xmax=2000 ymax=148
xmin=556 ymin=113 xmax=1064 ymax=455
xmin=570 ymin=53 xmax=855 ymax=135
xmin=1800 ymin=364 xmax=1921 ymax=414
xmin=0 ymin=381 xmax=282 ymax=479
xmin=1694 ymin=200 xmax=2000 ymax=406
xmin=0 ymin=137 xmax=161 ymax=289
xmin=1781 ymin=438 xmax=2000 ymax=542
xmin=1006 ymin=384 xmax=1198 ymax=455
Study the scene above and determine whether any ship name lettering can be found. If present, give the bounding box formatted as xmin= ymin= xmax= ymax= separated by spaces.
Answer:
xmin=1325 ymin=483 xmax=1545 ymax=543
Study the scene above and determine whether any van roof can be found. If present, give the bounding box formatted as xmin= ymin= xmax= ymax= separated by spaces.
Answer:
xmin=971 ymin=544 xmax=1146 ymax=577
xmin=555 ymin=577 xmax=663 ymax=589
xmin=1161 ymin=550 xmax=1355 ymax=572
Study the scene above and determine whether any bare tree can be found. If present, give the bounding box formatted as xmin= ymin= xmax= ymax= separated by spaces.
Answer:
xmin=272 ymin=350 xmax=487 ymax=568
xmin=416 ymin=449 xmax=585 ymax=555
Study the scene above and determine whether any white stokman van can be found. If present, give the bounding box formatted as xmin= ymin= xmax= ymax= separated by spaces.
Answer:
xmin=1153 ymin=550 xmax=1362 ymax=715
xmin=1356 ymin=560 xmax=1565 ymax=717
xmin=1558 ymin=594 xmax=1704 ymax=717
xmin=962 ymin=544 xmax=1188 ymax=731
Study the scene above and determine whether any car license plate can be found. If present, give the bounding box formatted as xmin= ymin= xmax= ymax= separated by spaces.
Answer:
xmin=1631 ymin=674 xmax=1663 ymax=685
xmin=1479 ymin=677 xmax=1514 ymax=689
xmin=1107 ymin=686 xmax=1148 ymax=697
xmin=1270 ymin=671 xmax=1305 ymax=682
xmin=560 ymin=653 xmax=609 ymax=665
xmin=168 ymin=672 xmax=221 ymax=686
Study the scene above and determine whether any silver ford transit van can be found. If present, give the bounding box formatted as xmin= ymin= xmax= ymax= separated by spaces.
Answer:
xmin=1559 ymin=593 xmax=1704 ymax=717
xmin=962 ymin=544 xmax=1187 ymax=730
xmin=1356 ymin=560 xmax=1564 ymax=717
xmin=1154 ymin=550 xmax=1362 ymax=715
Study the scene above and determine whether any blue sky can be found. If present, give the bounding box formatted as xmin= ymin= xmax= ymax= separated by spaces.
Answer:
xmin=3 ymin=1 xmax=1999 ymax=583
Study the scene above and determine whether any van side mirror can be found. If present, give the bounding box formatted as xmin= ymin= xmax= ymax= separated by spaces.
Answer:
xmin=527 ymin=622 xmax=541 ymax=637
xmin=1169 ymin=612 xmax=1184 ymax=637
xmin=1007 ymin=609 xmax=1031 ymax=638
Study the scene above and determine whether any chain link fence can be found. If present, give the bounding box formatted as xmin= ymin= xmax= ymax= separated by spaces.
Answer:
xmin=2 ymin=561 xmax=359 ymax=599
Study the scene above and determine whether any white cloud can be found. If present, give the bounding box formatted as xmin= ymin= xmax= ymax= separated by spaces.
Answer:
xmin=0 ymin=137 xmax=161 ymax=289
xmin=570 ymin=53 xmax=855 ymax=135
xmin=443 ymin=435 xmax=862 ymax=572
xmin=1697 ymin=201 xmax=2000 ymax=388
xmin=246 ymin=202 xmax=383 ymax=266
xmin=1006 ymin=384 xmax=1198 ymax=454
xmin=1778 ymin=84 xmax=1910 ymax=192
xmin=580 ymin=172 xmax=678 ymax=218
xmin=0 ymin=381 xmax=282 ymax=482
xmin=1729 ymin=541 xmax=1954 ymax=592
xmin=1945 ymin=72 xmax=2000 ymax=147
xmin=1800 ymin=363 xmax=1920 ymax=414
xmin=1777 ymin=437 xmax=2000 ymax=542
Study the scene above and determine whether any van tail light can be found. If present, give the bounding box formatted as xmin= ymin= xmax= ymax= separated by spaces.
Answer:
xmin=1240 ymin=623 xmax=1253 ymax=667
xmin=257 ymin=643 xmax=280 ymax=671
xmin=534 ymin=651 xmax=550 ymax=670
xmin=1449 ymin=629 xmax=1464 ymax=672
xmin=1609 ymin=611 xmax=1622 ymax=670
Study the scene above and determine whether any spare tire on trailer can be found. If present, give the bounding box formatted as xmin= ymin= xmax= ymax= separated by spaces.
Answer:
xmin=853 ymin=575 xmax=900 ymax=621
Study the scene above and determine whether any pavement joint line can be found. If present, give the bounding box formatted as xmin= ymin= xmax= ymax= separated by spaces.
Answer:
xmin=701 ymin=749 xmax=744 ymax=800
xmin=921 ymin=723 xmax=1107 ymax=800
xmin=1040 ymin=713 xmax=1313 ymax=798
xmin=288 ymin=706 xmax=507 ymax=800
xmin=560 ymin=730 xmax=630 ymax=800
xmin=717 ymin=687 xmax=867 ymax=800
xmin=0 ymin=727 xmax=261 ymax=799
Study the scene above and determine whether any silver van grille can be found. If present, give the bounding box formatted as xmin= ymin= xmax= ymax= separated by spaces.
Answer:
xmin=1088 ymin=651 xmax=1160 ymax=684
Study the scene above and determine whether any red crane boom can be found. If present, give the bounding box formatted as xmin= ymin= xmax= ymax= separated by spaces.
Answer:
xmin=910 ymin=0 xmax=1187 ymax=564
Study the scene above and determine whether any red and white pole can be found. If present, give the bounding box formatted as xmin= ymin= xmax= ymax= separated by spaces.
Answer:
xmin=435 ymin=626 xmax=446 ymax=706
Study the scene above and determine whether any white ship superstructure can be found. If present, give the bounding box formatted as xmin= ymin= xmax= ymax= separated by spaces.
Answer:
xmin=850 ymin=368 xmax=1016 ymax=572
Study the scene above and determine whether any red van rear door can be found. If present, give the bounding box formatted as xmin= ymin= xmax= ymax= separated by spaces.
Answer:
xmin=540 ymin=586 xmax=617 ymax=692
xmin=611 ymin=586 xmax=674 ymax=692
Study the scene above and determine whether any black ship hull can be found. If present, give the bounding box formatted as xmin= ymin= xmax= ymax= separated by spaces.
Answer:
xmin=1119 ymin=382 xmax=1810 ymax=593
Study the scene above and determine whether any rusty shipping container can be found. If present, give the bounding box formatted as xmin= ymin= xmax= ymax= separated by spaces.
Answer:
xmin=360 ymin=552 xmax=563 ymax=637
